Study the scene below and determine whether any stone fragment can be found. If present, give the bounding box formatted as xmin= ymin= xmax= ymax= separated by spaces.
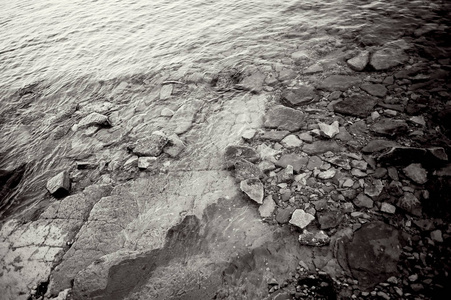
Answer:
xmin=298 ymin=230 xmax=330 ymax=246
xmin=289 ymin=209 xmax=315 ymax=229
xmin=275 ymin=154 xmax=308 ymax=173
xmin=351 ymin=160 xmax=367 ymax=171
xmin=342 ymin=178 xmax=354 ymax=188
xmin=409 ymin=116 xmax=425 ymax=126
xmin=364 ymin=180 xmax=384 ymax=198
xmin=317 ymin=169 xmax=336 ymax=180
xmin=428 ymin=147 xmax=448 ymax=161
xmin=276 ymin=207 xmax=295 ymax=224
xmin=281 ymin=134 xmax=303 ymax=148
xmin=163 ymin=134 xmax=185 ymax=158
xmin=362 ymin=140 xmax=399 ymax=153
xmin=335 ymin=126 xmax=353 ymax=142
xmin=264 ymin=105 xmax=307 ymax=132
xmin=333 ymin=95 xmax=376 ymax=117
xmin=298 ymin=132 xmax=313 ymax=143
xmin=361 ymin=83 xmax=387 ymax=97
xmin=370 ymin=48 xmax=409 ymax=70
xmin=318 ymin=75 xmax=361 ymax=91
xmin=160 ymin=108 xmax=174 ymax=117
xmin=302 ymin=140 xmax=344 ymax=155
xmin=397 ymin=192 xmax=422 ymax=216
xmin=240 ymin=178 xmax=264 ymax=204
xmin=430 ymin=230 xmax=443 ymax=242
xmin=236 ymin=71 xmax=265 ymax=93
xmin=241 ymin=129 xmax=257 ymax=140
xmin=403 ymin=163 xmax=428 ymax=184
xmin=137 ymin=157 xmax=157 ymax=169
xmin=325 ymin=156 xmax=350 ymax=170
xmin=371 ymin=119 xmax=409 ymax=138
xmin=278 ymin=68 xmax=296 ymax=81
xmin=224 ymin=145 xmax=259 ymax=168
xmin=380 ymin=202 xmax=396 ymax=214
xmin=78 ymin=113 xmax=110 ymax=129
xmin=259 ymin=195 xmax=276 ymax=217
xmin=318 ymin=121 xmax=340 ymax=139
xmin=347 ymin=51 xmax=370 ymax=71
xmin=434 ymin=164 xmax=451 ymax=177
xmin=317 ymin=211 xmax=344 ymax=229
xmin=260 ymin=130 xmax=290 ymax=141
xmin=133 ymin=132 xmax=168 ymax=157
xmin=351 ymin=169 xmax=367 ymax=178
xmin=304 ymin=63 xmax=323 ymax=74
xmin=353 ymin=193 xmax=374 ymax=208
xmin=281 ymin=85 xmax=317 ymax=107
xmin=46 ymin=171 xmax=71 ymax=197
xmin=373 ymin=167 xmax=388 ymax=178
xmin=159 ymin=84 xmax=173 ymax=99
xmin=234 ymin=159 xmax=262 ymax=182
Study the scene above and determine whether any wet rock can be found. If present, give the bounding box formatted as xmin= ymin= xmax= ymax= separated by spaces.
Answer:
xmin=278 ymin=68 xmax=296 ymax=81
xmin=224 ymin=145 xmax=259 ymax=168
xmin=289 ymin=209 xmax=315 ymax=229
xmin=240 ymin=178 xmax=264 ymax=204
xmin=78 ymin=112 xmax=110 ymax=129
xmin=317 ymin=211 xmax=344 ymax=229
xmin=259 ymin=195 xmax=276 ymax=217
xmin=397 ymin=192 xmax=422 ymax=216
xmin=133 ymin=132 xmax=168 ymax=157
xmin=403 ymin=163 xmax=428 ymax=184
xmin=362 ymin=140 xmax=399 ymax=153
xmin=333 ymin=95 xmax=376 ymax=117
xmin=353 ymin=193 xmax=374 ymax=208
xmin=234 ymin=159 xmax=262 ymax=182
xmin=260 ymin=130 xmax=290 ymax=141
xmin=304 ymin=63 xmax=323 ymax=74
xmin=302 ymin=140 xmax=344 ymax=155
xmin=159 ymin=84 xmax=173 ymax=99
xmin=298 ymin=229 xmax=330 ymax=246
xmin=264 ymin=105 xmax=307 ymax=132
xmin=345 ymin=221 xmax=402 ymax=288
xmin=370 ymin=48 xmax=409 ymax=70
xmin=318 ymin=75 xmax=361 ymax=91
xmin=378 ymin=147 xmax=428 ymax=165
xmin=364 ymin=179 xmax=384 ymax=198
xmin=170 ymin=100 xmax=203 ymax=134
xmin=371 ymin=119 xmax=409 ymax=138
xmin=347 ymin=51 xmax=370 ymax=71
xmin=137 ymin=157 xmax=157 ymax=169
xmin=275 ymin=154 xmax=308 ymax=173
xmin=46 ymin=171 xmax=71 ymax=197
xmin=281 ymin=134 xmax=303 ymax=148
xmin=380 ymin=202 xmax=396 ymax=214
xmin=361 ymin=83 xmax=387 ymax=98
xmin=160 ymin=108 xmax=174 ymax=117
xmin=281 ymin=85 xmax=317 ymax=107
xmin=236 ymin=70 xmax=265 ymax=93
xmin=318 ymin=121 xmax=340 ymax=139
xmin=276 ymin=207 xmax=295 ymax=224
xmin=163 ymin=134 xmax=185 ymax=158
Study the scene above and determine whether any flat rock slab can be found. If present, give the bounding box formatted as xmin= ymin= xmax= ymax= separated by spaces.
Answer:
xmin=370 ymin=48 xmax=409 ymax=70
xmin=264 ymin=105 xmax=307 ymax=132
xmin=362 ymin=140 xmax=399 ymax=153
xmin=345 ymin=221 xmax=402 ymax=288
xmin=224 ymin=145 xmax=260 ymax=168
xmin=275 ymin=154 xmax=308 ymax=173
xmin=302 ymin=140 xmax=344 ymax=155
xmin=133 ymin=133 xmax=168 ymax=157
xmin=236 ymin=71 xmax=265 ymax=93
xmin=318 ymin=75 xmax=361 ymax=91
xmin=240 ymin=178 xmax=264 ymax=204
xmin=260 ymin=130 xmax=290 ymax=141
xmin=334 ymin=95 xmax=376 ymax=118
xmin=317 ymin=211 xmax=344 ymax=230
xmin=46 ymin=171 xmax=71 ymax=197
xmin=361 ymin=83 xmax=387 ymax=98
xmin=353 ymin=193 xmax=374 ymax=208
xmin=281 ymin=85 xmax=317 ymax=107
xmin=371 ymin=119 xmax=409 ymax=138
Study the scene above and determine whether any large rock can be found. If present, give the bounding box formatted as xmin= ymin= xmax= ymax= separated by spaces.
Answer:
xmin=289 ymin=209 xmax=315 ymax=229
xmin=403 ymin=163 xmax=428 ymax=184
xmin=281 ymin=85 xmax=317 ymax=107
xmin=264 ymin=105 xmax=307 ymax=132
xmin=333 ymin=95 xmax=376 ymax=117
xmin=370 ymin=48 xmax=409 ymax=70
xmin=347 ymin=51 xmax=370 ymax=71
xmin=360 ymin=83 xmax=387 ymax=98
xmin=371 ymin=119 xmax=409 ymax=138
xmin=345 ymin=221 xmax=402 ymax=288
xmin=240 ymin=178 xmax=264 ymax=204
xmin=318 ymin=75 xmax=361 ymax=91
xmin=302 ymin=140 xmax=344 ymax=155
xmin=133 ymin=132 xmax=168 ymax=157
xmin=224 ymin=145 xmax=259 ymax=168
xmin=46 ymin=171 xmax=71 ymax=198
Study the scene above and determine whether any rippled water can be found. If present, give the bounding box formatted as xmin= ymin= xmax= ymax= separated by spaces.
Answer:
xmin=0 ymin=0 xmax=448 ymax=219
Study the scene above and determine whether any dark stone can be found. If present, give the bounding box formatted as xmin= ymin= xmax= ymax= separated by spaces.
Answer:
xmin=0 ymin=164 xmax=26 ymax=207
xmin=345 ymin=221 xmax=402 ymax=288
xmin=260 ymin=130 xmax=290 ymax=142
xmin=373 ymin=168 xmax=388 ymax=178
xmin=264 ymin=105 xmax=307 ymax=132
xmin=224 ymin=145 xmax=259 ymax=168
xmin=362 ymin=140 xmax=399 ymax=153
xmin=378 ymin=147 xmax=428 ymax=165
xmin=302 ymin=140 xmax=345 ymax=155
xmin=275 ymin=154 xmax=308 ymax=173
xmin=397 ymin=192 xmax=422 ymax=216
xmin=341 ymin=189 xmax=357 ymax=200
xmin=334 ymin=95 xmax=376 ymax=118
xmin=281 ymin=85 xmax=317 ymax=107
xmin=233 ymin=159 xmax=262 ymax=182
xmin=360 ymin=83 xmax=387 ymax=98
xmin=317 ymin=211 xmax=344 ymax=230
xmin=276 ymin=207 xmax=295 ymax=224
xmin=347 ymin=51 xmax=370 ymax=71
xmin=371 ymin=119 xmax=409 ymax=138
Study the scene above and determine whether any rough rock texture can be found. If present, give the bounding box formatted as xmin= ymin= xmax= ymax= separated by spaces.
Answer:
xmin=403 ymin=163 xmax=428 ymax=184
xmin=298 ymin=230 xmax=330 ymax=246
xmin=46 ymin=171 xmax=71 ymax=197
xmin=371 ymin=119 xmax=409 ymax=137
xmin=347 ymin=51 xmax=370 ymax=71
xmin=264 ymin=105 xmax=307 ymax=132
xmin=361 ymin=83 xmax=387 ymax=97
xmin=78 ymin=112 xmax=110 ymax=129
xmin=224 ymin=145 xmax=259 ymax=168
xmin=133 ymin=133 xmax=168 ymax=157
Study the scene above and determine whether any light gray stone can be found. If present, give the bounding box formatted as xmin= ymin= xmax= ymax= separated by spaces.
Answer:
xmin=289 ymin=209 xmax=315 ymax=229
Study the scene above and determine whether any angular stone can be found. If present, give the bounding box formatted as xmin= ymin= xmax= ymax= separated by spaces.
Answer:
xmin=428 ymin=147 xmax=448 ymax=161
xmin=371 ymin=119 xmax=409 ymax=138
xmin=224 ymin=145 xmax=259 ymax=168
xmin=137 ymin=157 xmax=157 ymax=169
xmin=264 ymin=105 xmax=307 ymax=132
xmin=403 ymin=163 xmax=428 ymax=184
xmin=351 ymin=169 xmax=367 ymax=178
xmin=370 ymin=48 xmax=409 ymax=70
xmin=317 ymin=169 xmax=336 ymax=180
xmin=362 ymin=140 xmax=399 ymax=153
xmin=241 ymin=129 xmax=257 ymax=140
xmin=133 ymin=133 xmax=168 ymax=157
xmin=397 ymin=192 xmax=422 ymax=216
xmin=353 ymin=193 xmax=374 ymax=208
xmin=307 ymin=156 xmax=322 ymax=170
xmin=234 ymin=159 xmax=262 ymax=182
xmin=289 ymin=209 xmax=315 ymax=229
xmin=380 ymin=202 xmax=396 ymax=214
xmin=276 ymin=207 xmax=296 ymax=224
xmin=240 ymin=178 xmax=264 ymax=204
xmin=163 ymin=134 xmax=185 ymax=158
xmin=78 ymin=113 xmax=110 ymax=129
xmin=334 ymin=95 xmax=376 ymax=118
xmin=430 ymin=230 xmax=443 ymax=242
xmin=373 ymin=167 xmax=388 ymax=178
xmin=298 ymin=230 xmax=330 ymax=246
xmin=275 ymin=154 xmax=308 ymax=173
xmin=335 ymin=126 xmax=353 ymax=142
xmin=317 ymin=211 xmax=344 ymax=229
xmin=236 ymin=71 xmax=265 ymax=93
xmin=318 ymin=121 xmax=340 ymax=139
xmin=160 ymin=108 xmax=174 ymax=117
xmin=298 ymin=132 xmax=313 ymax=143
xmin=351 ymin=160 xmax=367 ymax=171
xmin=302 ymin=140 xmax=344 ymax=155
xmin=259 ymin=195 xmax=276 ymax=218
xmin=281 ymin=85 xmax=317 ymax=107
xmin=46 ymin=171 xmax=71 ymax=197
xmin=347 ymin=51 xmax=370 ymax=71
xmin=361 ymin=83 xmax=387 ymax=98
xmin=409 ymin=116 xmax=426 ymax=126
xmin=304 ymin=63 xmax=323 ymax=74
xmin=325 ymin=156 xmax=351 ymax=170
xmin=281 ymin=134 xmax=303 ymax=148
xmin=160 ymin=84 xmax=173 ymax=99
xmin=260 ymin=130 xmax=290 ymax=141
xmin=364 ymin=180 xmax=384 ymax=198
xmin=318 ymin=75 xmax=361 ymax=91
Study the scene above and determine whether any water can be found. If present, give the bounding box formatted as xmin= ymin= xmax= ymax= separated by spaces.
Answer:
xmin=0 ymin=0 xmax=448 ymax=218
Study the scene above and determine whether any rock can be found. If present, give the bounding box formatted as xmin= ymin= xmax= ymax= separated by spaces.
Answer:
xmin=78 ymin=112 xmax=110 ymax=129
xmin=234 ymin=159 xmax=262 ymax=182
xmin=302 ymin=140 xmax=344 ymax=155
xmin=259 ymin=195 xmax=276 ymax=217
xmin=403 ymin=163 xmax=428 ymax=185
xmin=387 ymin=167 xmax=399 ymax=181
xmin=276 ymin=207 xmax=295 ymax=224
xmin=380 ymin=202 xmax=396 ymax=214
xmin=236 ymin=71 xmax=265 ymax=93
xmin=298 ymin=230 xmax=330 ymax=246
xmin=275 ymin=154 xmax=308 ymax=173
xmin=281 ymin=85 xmax=317 ymax=107
xmin=325 ymin=156 xmax=351 ymax=170
xmin=264 ymin=105 xmax=307 ymax=132
xmin=335 ymin=126 xmax=353 ymax=142
xmin=304 ymin=63 xmax=323 ymax=74
xmin=378 ymin=147 xmax=428 ymax=165
xmin=317 ymin=169 xmax=336 ymax=180
xmin=133 ymin=132 xmax=168 ymax=157
xmin=289 ymin=209 xmax=315 ymax=229
xmin=170 ymin=99 xmax=202 ymax=134
xmin=370 ymin=48 xmax=409 ymax=70
xmin=281 ymin=134 xmax=303 ymax=148
xmin=353 ymin=193 xmax=374 ymax=208
xmin=373 ymin=167 xmax=388 ymax=178
xmin=428 ymin=147 xmax=448 ymax=162
xmin=318 ymin=75 xmax=361 ymax=91
xmin=241 ymin=129 xmax=257 ymax=140
xmin=278 ymin=68 xmax=296 ymax=81
xmin=298 ymin=132 xmax=313 ymax=143
xmin=351 ymin=160 xmax=367 ymax=171
xmin=364 ymin=180 xmax=384 ymax=198
xmin=46 ymin=171 xmax=71 ymax=197
xmin=163 ymin=134 xmax=185 ymax=158
xmin=137 ymin=157 xmax=157 ymax=169
xmin=160 ymin=108 xmax=174 ymax=117
xmin=260 ymin=130 xmax=290 ymax=141
xmin=344 ymin=221 xmax=402 ymax=288
xmin=371 ymin=119 xmax=409 ymax=138
xmin=347 ymin=51 xmax=370 ymax=71
xmin=430 ymin=230 xmax=443 ymax=242
xmin=240 ymin=178 xmax=264 ymax=204
xmin=397 ymin=192 xmax=422 ymax=216
xmin=434 ymin=164 xmax=451 ymax=176
xmin=351 ymin=169 xmax=367 ymax=178
xmin=409 ymin=116 xmax=426 ymax=126
xmin=160 ymin=84 xmax=173 ymax=99
xmin=317 ymin=211 xmax=344 ymax=229
xmin=307 ymin=156 xmax=323 ymax=170
xmin=224 ymin=145 xmax=259 ymax=168
xmin=318 ymin=121 xmax=340 ymax=139
xmin=361 ymin=83 xmax=387 ymax=98
xmin=334 ymin=95 xmax=376 ymax=117
xmin=362 ymin=140 xmax=399 ymax=153
xmin=342 ymin=178 xmax=354 ymax=188
xmin=258 ymin=161 xmax=276 ymax=172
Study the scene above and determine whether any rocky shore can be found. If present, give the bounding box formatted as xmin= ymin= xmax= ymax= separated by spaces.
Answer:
xmin=1 ymin=7 xmax=451 ymax=300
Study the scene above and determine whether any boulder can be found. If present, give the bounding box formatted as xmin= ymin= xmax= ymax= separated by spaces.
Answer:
xmin=264 ymin=105 xmax=307 ymax=132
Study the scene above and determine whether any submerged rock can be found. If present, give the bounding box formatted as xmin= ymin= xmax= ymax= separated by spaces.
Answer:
xmin=370 ymin=48 xmax=409 ymax=70
xmin=240 ymin=178 xmax=264 ymax=204
xmin=264 ymin=105 xmax=307 ymax=132
xmin=347 ymin=51 xmax=370 ymax=71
